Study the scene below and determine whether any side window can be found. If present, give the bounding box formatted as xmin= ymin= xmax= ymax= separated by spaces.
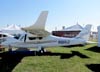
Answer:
xmin=3 ymin=35 xmax=7 ymax=37
xmin=0 ymin=34 xmax=7 ymax=38
xmin=28 ymin=37 xmax=37 ymax=40
xmin=28 ymin=37 xmax=43 ymax=40
xmin=38 ymin=37 xmax=43 ymax=40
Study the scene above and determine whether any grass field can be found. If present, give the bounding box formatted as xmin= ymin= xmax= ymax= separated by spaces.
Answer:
xmin=0 ymin=44 xmax=100 ymax=72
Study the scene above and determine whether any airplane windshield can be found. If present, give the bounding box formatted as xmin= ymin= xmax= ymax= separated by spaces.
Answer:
xmin=13 ymin=34 xmax=21 ymax=39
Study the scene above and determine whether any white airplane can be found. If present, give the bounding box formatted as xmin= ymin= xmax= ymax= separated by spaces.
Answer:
xmin=0 ymin=11 xmax=92 ymax=53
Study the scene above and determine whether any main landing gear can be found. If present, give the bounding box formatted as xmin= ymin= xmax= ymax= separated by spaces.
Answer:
xmin=34 ymin=47 xmax=46 ymax=55
xmin=38 ymin=47 xmax=46 ymax=53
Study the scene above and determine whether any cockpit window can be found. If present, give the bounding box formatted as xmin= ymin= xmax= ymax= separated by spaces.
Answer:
xmin=13 ymin=34 xmax=21 ymax=39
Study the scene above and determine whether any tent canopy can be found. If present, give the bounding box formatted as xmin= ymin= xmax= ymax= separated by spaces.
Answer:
xmin=62 ymin=24 xmax=83 ymax=31
xmin=3 ymin=24 xmax=21 ymax=30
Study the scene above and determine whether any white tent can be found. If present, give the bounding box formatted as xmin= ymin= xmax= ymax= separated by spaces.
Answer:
xmin=62 ymin=24 xmax=83 ymax=31
xmin=3 ymin=24 xmax=21 ymax=30
xmin=0 ymin=24 xmax=25 ymax=35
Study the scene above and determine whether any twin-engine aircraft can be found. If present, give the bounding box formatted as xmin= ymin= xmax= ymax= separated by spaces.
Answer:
xmin=0 ymin=11 xmax=92 ymax=53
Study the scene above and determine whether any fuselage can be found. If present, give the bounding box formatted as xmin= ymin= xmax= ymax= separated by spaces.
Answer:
xmin=2 ymin=35 xmax=86 ymax=48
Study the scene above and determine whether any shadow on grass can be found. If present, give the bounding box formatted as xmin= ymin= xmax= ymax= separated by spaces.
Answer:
xmin=63 ymin=44 xmax=84 ymax=48
xmin=0 ymin=50 xmax=89 ymax=72
xmin=86 ymin=46 xmax=100 ymax=53
xmin=86 ymin=64 xmax=100 ymax=72
xmin=37 ymin=51 xmax=89 ymax=59
xmin=0 ymin=49 xmax=35 ymax=72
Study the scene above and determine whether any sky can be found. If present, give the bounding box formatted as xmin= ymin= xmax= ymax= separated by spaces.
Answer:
xmin=0 ymin=0 xmax=100 ymax=32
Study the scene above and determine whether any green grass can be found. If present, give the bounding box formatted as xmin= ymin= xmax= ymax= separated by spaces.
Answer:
xmin=1 ymin=44 xmax=100 ymax=72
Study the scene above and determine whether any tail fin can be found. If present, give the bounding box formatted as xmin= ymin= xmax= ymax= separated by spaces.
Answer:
xmin=76 ymin=24 xmax=92 ymax=41
xmin=23 ymin=11 xmax=48 ymax=30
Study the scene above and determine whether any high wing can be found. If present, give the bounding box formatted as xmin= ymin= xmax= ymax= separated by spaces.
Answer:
xmin=22 ymin=11 xmax=49 ymax=37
